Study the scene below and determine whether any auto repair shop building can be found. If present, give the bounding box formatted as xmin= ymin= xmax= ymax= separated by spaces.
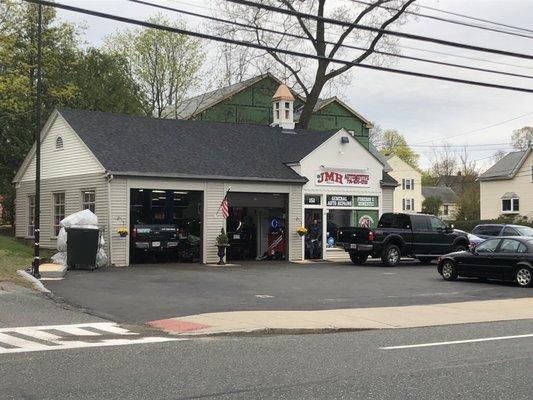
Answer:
xmin=13 ymin=87 xmax=395 ymax=265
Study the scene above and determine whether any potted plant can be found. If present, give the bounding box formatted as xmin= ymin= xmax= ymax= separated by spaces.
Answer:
xmin=215 ymin=228 xmax=230 ymax=265
xmin=296 ymin=226 xmax=308 ymax=237
xmin=117 ymin=227 xmax=129 ymax=238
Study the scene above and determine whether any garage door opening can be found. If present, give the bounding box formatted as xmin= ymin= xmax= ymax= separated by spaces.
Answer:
xmin=129 ymin=189 xmax=203 ymax=264
xmin=225 ymin=192 xmax=288 ymax=261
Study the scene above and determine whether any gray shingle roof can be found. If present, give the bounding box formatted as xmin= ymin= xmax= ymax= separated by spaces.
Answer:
xmin=59 ymin=108 xmax=338 ymax=183
xmin=479 ymin=149 xmax=529 ymax=181
xmin=381 ymin=171 xmax=398 ymax=187
xmin=422 ymin=186 xmax=458 ymax=204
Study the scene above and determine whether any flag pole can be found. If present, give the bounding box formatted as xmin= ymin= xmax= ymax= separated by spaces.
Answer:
xmin=215 ymin=186 xmax=231 ymax=217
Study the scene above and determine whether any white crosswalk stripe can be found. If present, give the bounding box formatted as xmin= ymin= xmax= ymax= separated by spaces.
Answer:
xmin=0 ymin=322 xmax=184 ymax=354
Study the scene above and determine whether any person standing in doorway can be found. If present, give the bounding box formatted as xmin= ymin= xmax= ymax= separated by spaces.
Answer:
xmin=307 ymin=218 xmax=322 ymax=259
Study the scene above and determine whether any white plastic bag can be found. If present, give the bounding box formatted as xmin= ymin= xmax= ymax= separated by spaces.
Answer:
xmin=51 ymin=251 xmax=67 ymax=266
xmin=60 ymin=209 xmax=98 ymax=228
xmin=56 ymin=228 xmax=67 ymax=252
xmin=96 ymin=248 xmax=108 ymax=268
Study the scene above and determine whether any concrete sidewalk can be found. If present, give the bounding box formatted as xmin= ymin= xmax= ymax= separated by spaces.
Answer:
xmin=148 ymin=297 xmax=533 ymax=336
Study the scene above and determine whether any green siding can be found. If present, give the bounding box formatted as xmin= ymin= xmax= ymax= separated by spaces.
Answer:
xmin=191 ymin=76 xmax=369 ymax=148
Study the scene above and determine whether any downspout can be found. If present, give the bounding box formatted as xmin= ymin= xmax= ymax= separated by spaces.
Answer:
xmin=106 ymin=172 xmax=114 ymax=266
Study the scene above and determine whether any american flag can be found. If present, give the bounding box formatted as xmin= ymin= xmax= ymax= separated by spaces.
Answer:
xmin=220 ymin=194 xmax=229 ymax=219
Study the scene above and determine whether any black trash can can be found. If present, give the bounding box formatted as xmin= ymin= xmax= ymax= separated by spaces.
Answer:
xmin=66 ymin=227 xmax=99 ymax=270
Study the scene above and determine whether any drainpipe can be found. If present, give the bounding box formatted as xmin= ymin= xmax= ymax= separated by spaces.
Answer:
xmin=106 ymin=172 xmax=114 ymax=266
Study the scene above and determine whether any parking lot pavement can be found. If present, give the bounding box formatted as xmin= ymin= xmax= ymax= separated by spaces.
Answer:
xmin=45 ymin=259 xmax=533 ymax=324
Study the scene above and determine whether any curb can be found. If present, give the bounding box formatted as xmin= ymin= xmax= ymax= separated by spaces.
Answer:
xmin=162 ymin=327 xmax=375 ymax=338
xmin=16 ymin=270 xmax=51 ymax=293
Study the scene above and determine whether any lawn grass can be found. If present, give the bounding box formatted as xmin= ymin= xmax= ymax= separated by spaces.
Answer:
xmin=0 ymin=235 xmax=53 ymax=287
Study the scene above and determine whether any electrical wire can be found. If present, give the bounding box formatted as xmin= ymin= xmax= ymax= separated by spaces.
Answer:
xmin=130 ymin=0 xmax=533 ymax=80
xmin=226 ymin=0 xmax=533 ymax=60
xmin=417 ymin=3 xmax=533 ymax=34
xmin=348 ymin=0 xmax=533 ymax=40
xmin=413 ymin=111 xmax=533 ymax=145
xmin=25 ymin=0 xmax=533 ymax=94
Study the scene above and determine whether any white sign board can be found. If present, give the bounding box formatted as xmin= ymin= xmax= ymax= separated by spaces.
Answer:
xmin=315 ymin=170 xmax=370 ymax=187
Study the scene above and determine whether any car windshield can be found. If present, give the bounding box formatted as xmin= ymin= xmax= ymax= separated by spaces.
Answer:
xmin=515 ymin=226 xmax=533 ymax=236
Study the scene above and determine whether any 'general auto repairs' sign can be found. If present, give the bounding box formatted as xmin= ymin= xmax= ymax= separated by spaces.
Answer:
xmin=315 ymin=170 xmax=370 ymax=187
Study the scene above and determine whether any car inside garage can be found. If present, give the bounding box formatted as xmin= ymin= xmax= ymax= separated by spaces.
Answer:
xmin=225 ymin=192 xmax=288 ymax=261
xmin=129 ymin=189 xmax=203 ymax=263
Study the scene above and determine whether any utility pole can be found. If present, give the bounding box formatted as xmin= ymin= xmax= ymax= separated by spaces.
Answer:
xmin=32 ymin=3 xmax=43 ymax=279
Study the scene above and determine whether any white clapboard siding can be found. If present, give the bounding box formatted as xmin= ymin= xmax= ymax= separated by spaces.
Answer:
xmin=19 ymin=114 xmax=104 ymax=182
xmin=288 ymin=185 xmax=303 ymax=260
xmin=204 ymin=181 xmax=226 ymax=263
xmin=382 ymin=187 xmax=394 ymax=213
xmin=109 ymin=177 xmax=128 ymax=266
xmin=15 ymin=173 xmax=109 ymax=252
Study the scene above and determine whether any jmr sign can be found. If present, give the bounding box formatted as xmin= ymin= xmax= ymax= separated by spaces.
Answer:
xmin=315 ymin=170 xmax=370 ymax=187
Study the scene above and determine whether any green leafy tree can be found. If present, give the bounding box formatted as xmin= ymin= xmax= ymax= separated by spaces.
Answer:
xmin=71 ymin=48 xmax=147 ymax=114
xmin=0 ymin=0 xmax=81 ymax=224
xmin=421 ymin=170 xmax=435 ymax=186
xmin=422 ymin=196 xmax=442 ymax=216
xmin=380 ymin=129 xmax=419 ymax=168
xmin=105 ymin=14 xmax=204 ymax=118
xmin=454 ymin=187 xmax=480 ymax=221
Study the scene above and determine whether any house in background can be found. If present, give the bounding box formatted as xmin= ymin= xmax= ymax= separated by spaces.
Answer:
xmin=385 ymin=155 xmax=422 ymax=213
xmin=421 ymin=186 xmax=458 ymax=221
xmin=478 ymin=147 xmax=533 ymax=220
xmin=163 ymin=73 xmax=373 ymax=148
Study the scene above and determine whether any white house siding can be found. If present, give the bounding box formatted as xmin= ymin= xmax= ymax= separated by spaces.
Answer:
xmin=204 ymin=181 xmax=226 ymax=264
xmin=15 ymin=173 xmax=110 ymax=254
xmin=480 ymin=151 xmax=533 ymax=220
xmin=297 ymin=130 xmax=383 ymax=260
xmin=288 ymin=185 xmax=303 ymax=261
xmin=109 ymin=177 xmax=128 ymax=266
xmin=382 ymin=187 xmax=394 ymax=213
xmin=18 ymin=114 xmax=104 ymax=182
xmin=386 ymin=155 xmax=422 ymax=213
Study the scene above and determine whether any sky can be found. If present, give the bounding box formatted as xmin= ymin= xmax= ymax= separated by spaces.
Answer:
xmin=55 ymin=0 xmax=533 ymax=170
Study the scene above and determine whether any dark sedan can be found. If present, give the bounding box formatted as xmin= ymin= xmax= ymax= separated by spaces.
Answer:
xmin=437 ymin=237 xmax=533 ymax=287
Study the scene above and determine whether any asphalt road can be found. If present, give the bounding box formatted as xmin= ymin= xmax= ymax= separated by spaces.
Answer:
xmin=46 ymin=259 xmax=532 ymax=323
xmin=2 ymin=318 xmax=533 ymax=399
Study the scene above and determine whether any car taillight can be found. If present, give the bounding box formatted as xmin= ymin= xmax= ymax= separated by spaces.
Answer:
xmin=368 ymin=231 xmax=375 ymax=241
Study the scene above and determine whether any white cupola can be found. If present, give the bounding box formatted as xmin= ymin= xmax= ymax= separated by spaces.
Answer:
xmin=272 ymin=84 xmax=295 ymax=130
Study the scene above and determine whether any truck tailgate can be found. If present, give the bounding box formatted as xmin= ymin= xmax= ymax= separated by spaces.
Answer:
xmin=337 ymin=227 xmax=371 ymax=245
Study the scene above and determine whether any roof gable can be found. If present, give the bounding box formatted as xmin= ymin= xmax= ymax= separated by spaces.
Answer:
xmin=479 ymin=148 xmax=531 ymax=181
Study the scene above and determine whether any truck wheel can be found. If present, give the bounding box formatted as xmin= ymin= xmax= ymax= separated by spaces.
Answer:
xmin=417 ymin=257 xmax=433 ymax=264
xmin=350 ymin=253 xmax=368 ymax=265
xmin=381 ymin=244 xmax=401 ymax=267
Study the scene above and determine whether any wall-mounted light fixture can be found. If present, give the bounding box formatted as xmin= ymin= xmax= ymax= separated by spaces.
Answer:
xmin=341 ymin=136 xmax=350 ymax=144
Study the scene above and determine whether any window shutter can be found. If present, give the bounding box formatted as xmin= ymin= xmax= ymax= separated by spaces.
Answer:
xmin=412 ymin=199 xmax=415 ymax=211
xmin=411 ymin=179 xmax=414 ymax=190
xmin=402 ymin=199 xmax=405 ymax=210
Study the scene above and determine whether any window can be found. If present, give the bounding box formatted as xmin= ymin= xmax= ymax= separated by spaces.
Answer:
xmin=443 ymin=204 xmax=449 ymax=216
xmin=53 ymin=192 xmax=65 ymax=236
xmin=402 ymin=198 xmax=414 ymax=211
xmin=55 ymin=136 xmax=63 ymax=149
xmin=378 ymin=213 xmax=394 ymax=228
xmin=498 ymin=239 xmax=521 ymax=253
xmin=392 ymin=214 xmax=411 ymax=230
xmin=475 ymin=238 xmax=500 ymax=253
xmin=411 ymin=215 xmax=430 ymax=230
xmin=402 ymin=179 xmax=414 ymax=190
xmin=515 ymin=226 xmax=533 ymax=236
xmin=472 ymin=225 xmax=502 ymax=237
xmin=502 ymin=198 xmax=519 ymax=213
xmin=28 ymin=195 xmax=35 ymax=237
xmin=502 ymin=226 xmax=518 ymax=236
xmin=275 ymin=102 xmax=280 ymax=119
xmin=429 ymin=216 xmax=447 ymax=232
xmin=82 ymin=190 xmax=95 ymax=213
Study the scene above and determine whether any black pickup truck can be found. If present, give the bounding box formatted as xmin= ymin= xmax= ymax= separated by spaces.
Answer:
xmin=337 ymin=213 xmax=469 ymax=267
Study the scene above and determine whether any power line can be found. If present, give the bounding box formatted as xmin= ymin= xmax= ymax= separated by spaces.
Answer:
xmin=131 ymin=0 xmax=533 ymax=80
xmin=226 ymin=0 xmax=533 ymax=60
xmin=414 ymin=110 xmax=533 ymax=145
xmin=25 ymin=0 xmax=533 ymax=94
xmin=417 ymin=3 xmax=533 ymax=35
xmin=348 ymin=0 xmax=533 ymax=40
